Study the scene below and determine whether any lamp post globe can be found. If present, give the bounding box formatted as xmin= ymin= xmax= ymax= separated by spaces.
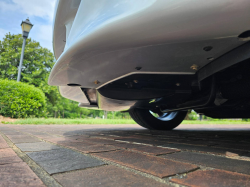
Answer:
xmin=17 ymin=18 xmax=33 ymax=82
xmin=21 ymin=18 xmax=33 ymax=38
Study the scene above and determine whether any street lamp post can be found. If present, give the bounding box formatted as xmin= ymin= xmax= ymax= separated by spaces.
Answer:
xmin=17 ymin=18 xmax=33 ymax=82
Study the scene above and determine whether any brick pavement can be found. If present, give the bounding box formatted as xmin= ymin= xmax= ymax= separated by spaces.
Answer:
xmin=0 ymin=124 xmax=250 ymax=186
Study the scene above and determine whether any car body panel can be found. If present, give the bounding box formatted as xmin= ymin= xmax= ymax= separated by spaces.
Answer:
xmin=50 ymin=0 xmax=250 ymax=111
xmin=59 ymin=86 xmax=89 ymax=103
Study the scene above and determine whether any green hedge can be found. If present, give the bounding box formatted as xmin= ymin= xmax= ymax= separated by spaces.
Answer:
xmin=0 ymin=79 xmax=46 ymax=118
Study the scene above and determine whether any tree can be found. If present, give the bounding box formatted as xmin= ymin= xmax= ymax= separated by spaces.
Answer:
xmin=0 ymin=33 xmax=54 ymax=83
xmin=0 ymin=33 xmax=59 ymax=113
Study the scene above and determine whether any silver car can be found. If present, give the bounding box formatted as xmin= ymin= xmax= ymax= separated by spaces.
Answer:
xmin=49 ymin=0 xmax=250 ymax=130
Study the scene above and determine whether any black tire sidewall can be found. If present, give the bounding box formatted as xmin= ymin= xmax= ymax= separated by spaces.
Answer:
xmin=130 ymin=108 xmax=187 ymax=130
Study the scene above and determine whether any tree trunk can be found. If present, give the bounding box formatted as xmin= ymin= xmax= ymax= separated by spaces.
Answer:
xmin=104 ymin=111 xmax=108 ymax=119
xmin=184 ymin=110 xmax=191 ymax=120
xmin=199 ymin=114 xmax=203 ymax=121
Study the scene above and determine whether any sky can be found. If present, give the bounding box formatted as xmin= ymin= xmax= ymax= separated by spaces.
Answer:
xmin=0 ymin=0 xmax=56 ymax=52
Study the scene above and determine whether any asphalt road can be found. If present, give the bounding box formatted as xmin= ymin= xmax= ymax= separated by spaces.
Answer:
xmin=0 ymin=123 xmax=250 ymax=187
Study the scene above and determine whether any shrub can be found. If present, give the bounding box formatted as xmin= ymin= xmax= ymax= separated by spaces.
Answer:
xmin=0 ymin=79 xmax=46 ymax=118
xmin=188 ymin=110 xmax=199 ymax=120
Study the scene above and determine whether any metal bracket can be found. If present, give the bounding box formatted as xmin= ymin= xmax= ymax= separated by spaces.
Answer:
xmin=162 ymin=76 xmax=216 ymax=113
xmin=197 ymin=41 xmax=250 ymax=82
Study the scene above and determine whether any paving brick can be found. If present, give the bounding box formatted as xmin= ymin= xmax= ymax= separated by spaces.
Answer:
xmin=241 ymin=152 xmax=250 ymax=157
xmin=213 ymin=143 xmax=250 ymax=151
xmin=35 ymin=134 xmax=61 ymax=140
xmin=160 ymin=143 xmax=246 ymax=156
xmin=152 ymin=134 xmax=181 ymax=139
xmin=64 ymin=133 xmax=91 ymax=137
xmin=162 ymin=152 xmax=250 ymax=175
xmin=115 ymin=138 xmax=162 ymax=145
xmin=90 ymin=135 xmax=117 ymax=140
xmin=175 ymin=140 xmax=218 ymax=146
xmin=239 ymin=153 xmax=250 ymax=161
xmin=65 ymin=143 xmax=119 ymax=153
xmin=6 ymin=135 xmax=31 ymax=139
xmin=114 ymin=135 xmax=156 ymax=140
xmin=57 ymin=141 xmax=95 ymax=148
xmin=0 ymin=135 xmax=9 ymax=149
xmin=6 ymin=135 xmax=41 ymax=144
xmin=0 ymin=148 xmax=23 ymax=165
xmin=58 ymin=131 xmax=91 ymax=136
xmin=171 ymin=169 xmax=250 ymax=187
xmin=56 ymin=137 xmax=118 ymax=145
xmin=86 ymin=138 xmax=118 ymax=145
xmin=27 ymin=148 xmax=105 ymax=174
xmin=41 ymin=137 xmax=76 ymax=143
xmin=156 ymin=137 xmax=218 ymax=146
xmin=65 ymin=135 xmax=90 ymax=140
xmin=100 ymin=132 xmax=131 ymax=137
xmin=1 ymin=131 xmax=24 ymax=135
xmin=54 ymin=165 xmax=170 ymax=187
xmin=27 ymin=132 xmax=49 ymax=136
xmin=42 ymin=136 xmax=89 ymax=144
xmin=0 ymin=162 xmax=45 ymax=187
xmin=113 ymin=143 xmax=180 ymax=155
xmin=0 ymin=127 xmax=12 ymax=131
xmin=15 ymin=142 xmax=61 ymax=152
xmin=93 ymin=150 xmax=198 ymax=178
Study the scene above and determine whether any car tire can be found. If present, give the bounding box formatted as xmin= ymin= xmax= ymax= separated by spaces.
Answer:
xmin=129 ymin=108 xmax=187 ymax=130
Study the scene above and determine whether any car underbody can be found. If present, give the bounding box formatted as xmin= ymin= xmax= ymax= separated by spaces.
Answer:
xmin=82 ymin=49 xmax=250 ymax=119
xmin=49 ymin=0 xmax=250 ymax=130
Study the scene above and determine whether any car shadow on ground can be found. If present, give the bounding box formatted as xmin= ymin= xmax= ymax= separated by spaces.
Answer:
xmin=62 ymin=127 xmax=250 ymax=158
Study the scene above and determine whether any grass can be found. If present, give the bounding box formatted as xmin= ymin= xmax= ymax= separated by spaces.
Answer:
xmin=2 ymin=118 xmax=250 ymax=125
xmin=4 ymin=118 xmax=136 ymax=125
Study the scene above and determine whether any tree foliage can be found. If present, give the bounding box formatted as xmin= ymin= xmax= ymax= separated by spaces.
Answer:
xmin=0 ymin=33 xmax=54 ymax=83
